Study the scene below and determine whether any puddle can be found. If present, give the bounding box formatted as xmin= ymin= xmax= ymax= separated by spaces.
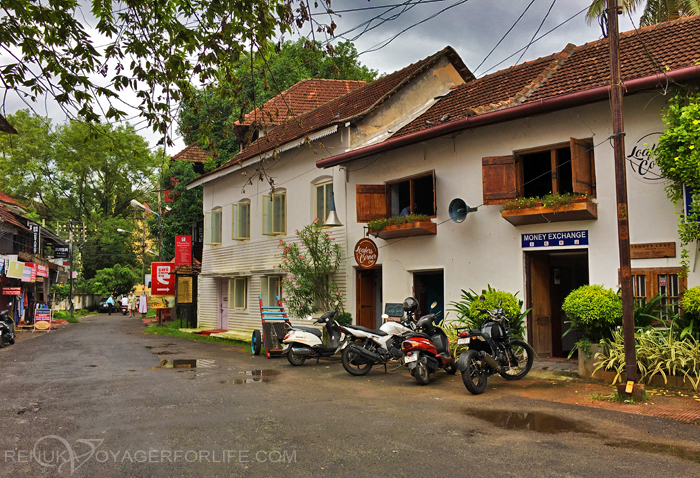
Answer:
xmin=464 ymin=409 xmax=590 ymax=434
xmin=151 ymin=359 xmax=216 ymax=369
xmin=85 ymin=365 xmax=98 ymax=368
xmin=144 ymin=346 xmax=153 ymax=350
xmin=229 ymin=370 xmax=280 ymax=384
xmin=155 ymin=351 xmax=177 ymax=355
xmin=605 ymin=440 xmax=700 ymax=464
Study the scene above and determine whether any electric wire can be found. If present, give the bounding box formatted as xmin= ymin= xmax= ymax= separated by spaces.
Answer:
xmin=514 ymin=0 xmax=557 ymax=66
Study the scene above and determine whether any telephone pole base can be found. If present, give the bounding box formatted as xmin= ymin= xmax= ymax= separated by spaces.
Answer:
xmin=616 ymin=382 xmax=646 ymax=402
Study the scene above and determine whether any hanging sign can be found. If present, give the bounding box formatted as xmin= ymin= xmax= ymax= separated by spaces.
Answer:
xmin=54 ymin=246 xmax=69 ymax=259
xmin=29 ymin=222 xmax=41 ymax=254
xmin=630 ymin=242 xmax=676 ymax=259
xmin=21 ymin=264 xmax=35 ymax=282
xmin=354 ymin=238 xmax=378 ymax=269
xmin=0 ymin=258 xmax=4 ymax=275
xmin=6 ymin=261 xmax=24 ymax=279
xmin=175 ymin=235 xmax=192 ymax=266
xmin=151 ymin=262 xmax=175 ymax=296
xmin=522 ymin=230 xmax=589 ymax=248
xmin=34 ymin=306 xmax=52 ymax=331
xmin=36 ymin=264 xmax=49 ymax=278
xmin=2 ymin=287 xmax=21 ymax=295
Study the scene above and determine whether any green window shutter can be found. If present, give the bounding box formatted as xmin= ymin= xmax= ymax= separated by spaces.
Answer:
xmin=241 ymin=203 xmax=250 ymax=239
xmin=232 ymin=204 xmax=239 ymax=239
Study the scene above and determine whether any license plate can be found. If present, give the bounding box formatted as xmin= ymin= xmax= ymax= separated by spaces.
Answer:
xmin=404 ymin=354 xmax=418 ymax=363
xmin=457 ymin=337 xmax=470 ymax=345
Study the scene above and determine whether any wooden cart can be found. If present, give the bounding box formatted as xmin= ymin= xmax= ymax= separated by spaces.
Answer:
xmin=252 ymin=295 xmax=290 ymax=358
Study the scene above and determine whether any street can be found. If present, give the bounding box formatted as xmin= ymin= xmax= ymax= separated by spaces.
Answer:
xmin=1 ymin=316 xmax=699 ymax=477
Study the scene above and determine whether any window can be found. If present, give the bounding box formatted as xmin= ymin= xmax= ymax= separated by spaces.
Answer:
xmin=630 ymin=268 xmax=686 ymax=321
xmin=315 ymin=181 xmax=333 ymax=223
xmin=232 ymin=201 xmax=250 ymax=240
xmin=263 ymin=192 xmax=286 ymax=235
xmin=229 ymin=278 xmax=247 ymax=309
xmin=482 ymin=138 xmax=595 ymax=205
xmin=261 ymin=276 xmax=282 ymax=307
xmin=204 ymin=208 xmax=222 ymax=245
xmin=356 ymin=170 xmax=435 ymax=222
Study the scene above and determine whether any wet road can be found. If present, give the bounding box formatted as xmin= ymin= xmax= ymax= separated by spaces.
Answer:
xmin=0 ymin=315 xmax=698 ymax=477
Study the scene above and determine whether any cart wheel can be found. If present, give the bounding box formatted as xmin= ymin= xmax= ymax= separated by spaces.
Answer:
xmin=251 ymin=330 xmax=262 ymax=355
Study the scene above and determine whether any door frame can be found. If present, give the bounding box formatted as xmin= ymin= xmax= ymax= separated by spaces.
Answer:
xmin=217 ymin=278 xmax=228 ymax=330
xmin=355 ymin=267 xmax=381 ymax=329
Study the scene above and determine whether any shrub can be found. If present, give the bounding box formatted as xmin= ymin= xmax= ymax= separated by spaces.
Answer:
xmin=335 ymin=312 xmax=352 ymax=326
xmin=681 ymin=286 xmax=700 ymax=315
xmin=451 ymin=286 xmax=528 ymax=338
xmin=367 ymin=214 xmax=429 ymax=232
xmin=562 ymin=285 xmax=621 ymax=342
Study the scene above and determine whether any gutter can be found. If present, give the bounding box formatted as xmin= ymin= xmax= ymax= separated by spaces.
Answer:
xmin=316 ymin=65 xmax=700 ymax=169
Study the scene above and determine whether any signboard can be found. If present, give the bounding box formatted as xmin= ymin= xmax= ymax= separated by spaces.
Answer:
xmin=626 ymin=132 xmax=664 ymax=183
xmin=54 ymin=246 xmax=69 ymax=259
xmin=0 ymin=258 xmax=4 ymax=275
xmin=151 ymin=262 xmax=175 ymax=296
xmin=6 ymin=261 xmax=24 ymax=279
xmin=384 ymin=303 xmax=403 ymax=318
xmin=630 ymin=242 xmax=676 ymax=259
xmin=2 ymin=287 xmax=21 ymax=295
xmin=34 ymin=306 xmax=52 ymax=331
xmin=149 ymin=295 xmax=175 ymax=309
xmin=36 ymin=264 xmax=49 ymax=278
xmin=522 ymin=230 xmax=589 ymax=248
xmin=354 ymin=238 xmax=378 ymax=269
xmin=21 ymin=264 xmax=36 ymax=282
xmin=29 ymin=222 xmax=41 ymax=255
xmin=177 ymin=276 xmax=193 ymax=304
xmin=175 ymin=235 xmax=192 ymax=266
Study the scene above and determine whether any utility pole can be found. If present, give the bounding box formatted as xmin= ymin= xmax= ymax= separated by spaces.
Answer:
xmin=68 ymin=219 xmax=74 ymax=319
xmin=606 ymin=0 xmax=641 ymax=397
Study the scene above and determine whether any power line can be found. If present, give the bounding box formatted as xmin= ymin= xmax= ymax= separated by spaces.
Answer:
xmin=515 ymin=0 xmax=557 ymax=66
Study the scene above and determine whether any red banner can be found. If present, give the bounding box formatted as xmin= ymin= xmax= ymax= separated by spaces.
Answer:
xmin=36 ymin=264 xmax=49 ymax=278
xmin=2 ymin=287 xmax=21 ymax=295
xmin=151 ymin=262 xmax=175 ymax=296
xmin=175 ymin=235 xmax=192 ymax=266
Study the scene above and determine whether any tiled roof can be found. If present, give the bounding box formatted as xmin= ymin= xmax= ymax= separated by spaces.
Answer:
xmin=236 ymin=79 xmax=367 ymax=127
xmin=0 ymin=203 xmax=26 ymax=230
xmin=396 ymin=15 xmax=700 ymax=138
xmin=0 ymin=191 xmax=25 ymax=209
xmin=193 ymin=46 xmax=473 ymax=185
xmin=172 ymin=143 xmax=209 ymax=163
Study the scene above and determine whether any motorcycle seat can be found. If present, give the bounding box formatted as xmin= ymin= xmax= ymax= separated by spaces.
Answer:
xmin=295 ymin=326 xmax=322 ymax=338
xmin=344 ymin=325 xmax=386 ymax=336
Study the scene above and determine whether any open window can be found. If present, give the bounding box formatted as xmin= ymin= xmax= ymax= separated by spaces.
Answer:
xmin=482 ymin=138 xmax=595 ymax=205
xmin=232 ymin=200 xmax=250 ymax=240
xmin=262 ymin=192 xmax=286 ymax=236
xmin=356 ymin=170 xmax=435 ymax=222
xmin=204 ymin=208 xmax=222 ymax=245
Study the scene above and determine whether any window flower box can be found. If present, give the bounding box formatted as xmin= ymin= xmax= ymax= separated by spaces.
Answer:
xmin=501 ymin=200 xmax=597 ymax=226
xmin=371 ymin=221 xmax=437 ymax=240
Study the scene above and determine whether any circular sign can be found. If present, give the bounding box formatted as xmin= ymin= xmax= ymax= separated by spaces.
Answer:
xmin=354 ymin=238 xmax=378 ymax=269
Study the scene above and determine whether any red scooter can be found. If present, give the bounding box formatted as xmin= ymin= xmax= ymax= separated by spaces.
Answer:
xmin=401 ymin=302 xmax=457 ymax=385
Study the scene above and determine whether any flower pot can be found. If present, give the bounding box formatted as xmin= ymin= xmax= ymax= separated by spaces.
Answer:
xmin=578 ymin=344 xmax=605 ymax=378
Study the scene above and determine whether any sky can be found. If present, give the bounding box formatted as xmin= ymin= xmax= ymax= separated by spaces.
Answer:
xmin=1 ymin=0 xmax=643 ymax=152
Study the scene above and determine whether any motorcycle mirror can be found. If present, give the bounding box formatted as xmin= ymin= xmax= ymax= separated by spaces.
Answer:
xmin=430 ymin=301 xmax=438 ymax=310
xmin=479 ymin=295 xmax=485 ymax=303
xmin=498 ymin=299 xmax=502 ymax=307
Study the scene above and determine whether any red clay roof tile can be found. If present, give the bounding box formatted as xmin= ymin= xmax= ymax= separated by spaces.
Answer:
xmin=171 ymin=143 xmax=209 ymax=163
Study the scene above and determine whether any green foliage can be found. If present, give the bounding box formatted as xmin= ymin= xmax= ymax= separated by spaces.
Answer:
xmin=652 ymin=87 xmax=700 ymax=272
xmin=448 ymin=285 xmax=528 ymax=339
xmin=561 ymin=285 xmax=622 ymax=342
xmin=595 ymin=327 xmax=700 ymax=390
xmin=367 ymin=214 xmax=429 ymax=233
xmin=681 ymin=286 xmax=700 ymax=314
xmin=335 ymin=312 xmax=352 ymax=326
xmin=277 ymin=220 xmax=343 ymax=318
xmin=81 ymin=216 xmax=140 ymax=279
xmin=500 ymin=193 xmax=589 ymax=212
xmin=634 ymin=292 xmax=666 ymax=328
xmin=84 ymin=264 xmax=139 ymax=297
xmin=586 ymin=0 xmax=700 ymax=26
xmin=672 ymin=288 xmax=700 ymax=340
xmin=50 ymin=284 xmax=71 ymax=307
xmin=145 ymin=319 xmax=247 ymax=346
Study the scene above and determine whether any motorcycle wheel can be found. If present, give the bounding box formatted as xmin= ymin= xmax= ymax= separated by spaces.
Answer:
xmin=9 ymin=338 xmax=15 ymax=345
xmin=461 ymin=350 xmax=487 ymax=395
xmin=341 ymin=344 xmax=373 ymax=376
xmin=444 ymin=358 xmax=458 ymax=375
xmin=498 ymin=339 xmax=534 ymax=381
xmin=414 ymin=361 xmax=430 ymax=385
xmin=251 ymin=330 xmax=262 ymax=356
xmin=286 ymin=344 xmax=306 ymax=366
xmin=0 ymin=338 xmax=5 ymax=348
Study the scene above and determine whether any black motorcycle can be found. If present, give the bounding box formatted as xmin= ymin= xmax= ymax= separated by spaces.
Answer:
xmin=0 ymin=310 xmax=16 ymax=348
xmin=456 ymin=297 xmax=534 ymax=394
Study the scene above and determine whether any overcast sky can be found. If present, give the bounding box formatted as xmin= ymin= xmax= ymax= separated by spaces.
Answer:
xmin=2 ymin=0 xmax=643 ymax=152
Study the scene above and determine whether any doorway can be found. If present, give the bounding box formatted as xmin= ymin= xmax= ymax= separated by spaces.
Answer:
xmin=217 ymin=279 xmax=229 ymax=330
xmin=356 ymin=268 xmax=382 ymax=329
xmin=526 ymin=251 xmax=588 ymax=358
xmin=413 ymin=271 xmax=444 ymax=319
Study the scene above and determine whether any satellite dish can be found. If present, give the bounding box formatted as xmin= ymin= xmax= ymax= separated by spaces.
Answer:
xmin=449 ymin=198 xmax=477 ymax=223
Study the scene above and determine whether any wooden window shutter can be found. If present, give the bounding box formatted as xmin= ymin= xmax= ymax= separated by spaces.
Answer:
xmin=356 ymin=184 xmax=387 ymax=222
xmin=482 ymin=155 xmax=517 ymax=205
xmin=570 ymin=137 xmax=596 ymax=197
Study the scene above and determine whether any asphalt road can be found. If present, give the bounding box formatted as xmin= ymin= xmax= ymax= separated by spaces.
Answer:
xmin=1 ymin=315 xmax=698 ymax=477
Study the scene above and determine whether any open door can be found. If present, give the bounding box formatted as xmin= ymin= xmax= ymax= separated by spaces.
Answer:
xmin=528 ymin=254 xmax=552 ymax=357
xmin=356 ymin=269 xmax=381 ymax=329
xmin=217 ymin=279 xmax=228 ymax=330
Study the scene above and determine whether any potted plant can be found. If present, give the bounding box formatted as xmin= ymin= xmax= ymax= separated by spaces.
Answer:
xmin=561 ymin=285 xmax=622 ymax=377
xmin=367 ymin=214 xmax=435 ymax=239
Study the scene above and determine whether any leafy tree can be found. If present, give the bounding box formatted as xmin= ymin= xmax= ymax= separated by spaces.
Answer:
xmin=177 ymin=39 xmax=377 ymax=163
xmin=80 ymin=217 xmax=140 ymax=279
xmin=277 ymin=220 xmax=343 ymax=318
xmin=586 ymin=0 xmax=700 ymax=26
xmin=1 ymin=0 xmax=335 ymax=147
xmin=85 ymin=264 xmax=140 ymax=297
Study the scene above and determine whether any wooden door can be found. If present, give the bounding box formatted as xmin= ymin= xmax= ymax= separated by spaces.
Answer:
xmin=529 ymin=254 xmax=552 ymax=357
xmin=218 ymin=279 xmax=228 ymax=330
xmin=356 ymin=270 xmax=376 ymax=329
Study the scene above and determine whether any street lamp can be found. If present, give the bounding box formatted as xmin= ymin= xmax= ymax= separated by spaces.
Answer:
xmin=130 ymin=199 xmax=163 ymax=260
xmin=324 ymin=192 xmax=343 ymax=227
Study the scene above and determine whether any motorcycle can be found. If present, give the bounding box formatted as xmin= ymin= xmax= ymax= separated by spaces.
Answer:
xmin=0 ymin=310 xmax=16 ymax=348
xmin=401 ymin=302 xmax=457 ymax=385
xmin=338 ymin=297 xmax=418 ymax=376
xmin=456 ymin=296 xmax=534 ymax=395
xmin=282 ymin=311 xmax=345 ymax=366
xmin=121 ymin=303 xmax=128 ymax=315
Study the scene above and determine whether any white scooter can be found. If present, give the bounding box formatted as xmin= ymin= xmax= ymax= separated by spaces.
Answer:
xmin=282 ymin=311 xmax=345 ymax=366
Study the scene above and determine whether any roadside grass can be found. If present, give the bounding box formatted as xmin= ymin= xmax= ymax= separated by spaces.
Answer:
xmin=53 ymin=309 xmax=96 ymax=323
xmin=144 ymin=319 xmax=252 ymax=349
xmin=591 ymin=392 xmax=650 ymax=404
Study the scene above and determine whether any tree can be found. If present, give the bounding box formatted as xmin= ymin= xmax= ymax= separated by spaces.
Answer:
xmin=1 ymin=1 xmax=337 ymax=147
xmin=80 ymin=217 xmax=140 ymax=280
xmin=85 ymin=264 xmax=140 ymax=297
xmin=277 ymin=220 xmax=343 ymax=318
xmin=586 ymin=0 xmax=700 ymax=26
xmin=177 ymin=39 xmax=377 ymax=163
